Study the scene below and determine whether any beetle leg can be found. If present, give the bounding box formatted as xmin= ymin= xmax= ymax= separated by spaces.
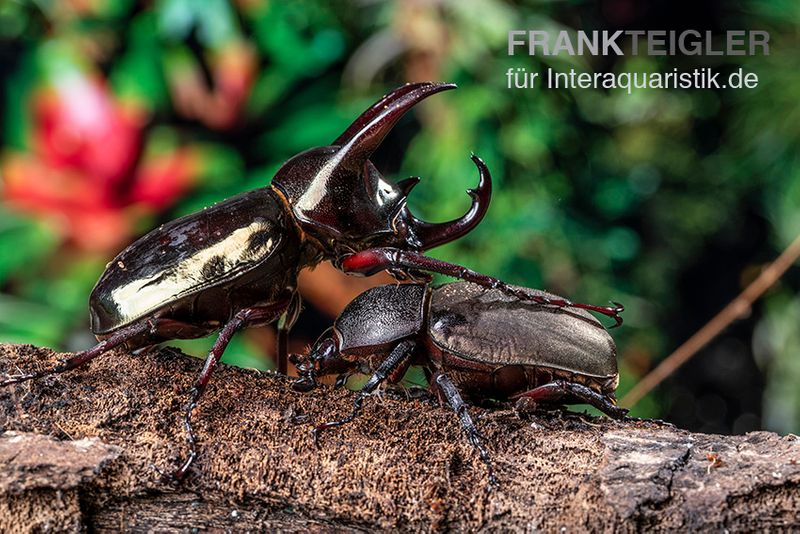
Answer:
xmin=340 ymin=248 xmax=624 ymax=327
xmin=386 ymin=354 xmax=413 ymax=384
xmin=433 ymin=373 xmax=498 ymax=488
xmin=514 ymin=380 xmax=628 ymax=419
xmin=312 ymin=339 xmax=416 ymax=445
xmin=0 ymin=320 xmax=156 ymax=387
xmin=276 ymin=291 xmax=302 ymax=375
xmin=172 ymin=302 xmax=289 ymax=481
xmin=334 ymin=373 xmax=353 ymax=388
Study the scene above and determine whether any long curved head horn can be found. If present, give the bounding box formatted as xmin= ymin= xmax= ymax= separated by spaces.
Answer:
xmin=333 ymin=82 xmax=456 ymax=171
xmin=406 ymin=154 xmax=493 ymax=250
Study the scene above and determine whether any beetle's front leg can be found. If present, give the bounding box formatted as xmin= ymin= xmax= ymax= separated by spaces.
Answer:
xmin=276 ymin=291 xmax=302 ymax=375
xmin=311 ymin=339 xmax=416 ymax=445
xmin=341 ymin=248 xmax=624 ymax=327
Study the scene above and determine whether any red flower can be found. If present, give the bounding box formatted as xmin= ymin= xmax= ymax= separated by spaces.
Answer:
xmin=2 ymin=71 xmax=200 ymax=252
xmin=33 ymin=74 xmax=143 ymax=189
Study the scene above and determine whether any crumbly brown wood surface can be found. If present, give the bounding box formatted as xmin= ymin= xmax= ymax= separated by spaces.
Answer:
xmin=0 ymin=343 xmax=798 ymax=532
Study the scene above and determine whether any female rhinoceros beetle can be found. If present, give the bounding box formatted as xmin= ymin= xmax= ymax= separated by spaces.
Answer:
xmin=290 ymin=281 xmax=628 ymax=485
xmin=1 ymin=82 xmax=622 ymax=479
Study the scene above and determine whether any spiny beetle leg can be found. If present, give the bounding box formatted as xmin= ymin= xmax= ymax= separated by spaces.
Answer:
xmin=170 ymin=302 xmax=289 ymax=482
xmin=276 ymin=291 xmax=302 ymax=376
xmin=433 ymin=373 xmax=498 ymax=488
xmin=334 ymin=373 xmax=352 ymax=388
xmin=312 ymin=339 xmax=415 ymax=446
xmin=0 ymin=319 xmax=158 ymax=387
xmin=340 ymin=248 xmax=624 ymax=327
xmin=276 ymin=329 xmax=289 ymax=376
xmin=514 ymin=380 xmax=628 ymax=420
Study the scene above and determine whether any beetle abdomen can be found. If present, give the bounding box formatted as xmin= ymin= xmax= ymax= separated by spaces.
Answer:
xmin=89 ymin=188 xmax=298 ymax=334
xmin=428 ymin=282 xmax=617 ymax=379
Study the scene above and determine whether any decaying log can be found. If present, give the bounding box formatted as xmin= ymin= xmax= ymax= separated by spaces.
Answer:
xmin=0 ymin=343 xmax=797 ymax=532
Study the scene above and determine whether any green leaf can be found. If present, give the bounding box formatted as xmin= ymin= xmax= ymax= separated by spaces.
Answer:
xmin=0 ymin=210 xmax=57 ymax=284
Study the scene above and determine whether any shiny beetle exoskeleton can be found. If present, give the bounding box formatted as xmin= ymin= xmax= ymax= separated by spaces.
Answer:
xmin=291 ymin=281 xmax=628 ymax=485
xmin=1 ymin=83 xmax=622 ymax=479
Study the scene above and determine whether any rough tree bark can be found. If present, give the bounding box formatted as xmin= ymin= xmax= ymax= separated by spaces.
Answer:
xmin=0 ymin=343 xmax=797 ymax=532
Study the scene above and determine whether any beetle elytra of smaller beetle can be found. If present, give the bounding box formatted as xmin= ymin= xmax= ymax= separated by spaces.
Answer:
xmin=290 ymin=281 xmax=628 ymax=485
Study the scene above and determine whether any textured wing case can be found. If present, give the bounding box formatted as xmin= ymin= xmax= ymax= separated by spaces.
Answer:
xmin=429 ymin=282 xmax=617 ymax=378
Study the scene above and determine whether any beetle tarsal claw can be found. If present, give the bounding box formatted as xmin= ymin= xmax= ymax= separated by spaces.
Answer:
xmin=289 ymin=353 xmax=319 ymax=392
xmin=611 ymin=300 xmax=625 ymax=328
xmin=605 ymin=301 xmax=625 ymax=328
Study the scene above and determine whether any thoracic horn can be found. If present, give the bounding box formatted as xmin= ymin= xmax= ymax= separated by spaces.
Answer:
xmin=406 ymin=154 xmax=492 ymax=250
xmin=332 ymin=82 xmax=456 ymax=172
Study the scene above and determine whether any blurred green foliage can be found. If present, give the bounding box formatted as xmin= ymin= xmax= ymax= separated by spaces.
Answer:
xmin=0 ymin=0 xmax=798 ymax=434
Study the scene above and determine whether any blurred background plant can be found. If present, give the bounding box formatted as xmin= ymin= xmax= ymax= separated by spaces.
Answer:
xmin=0 ymin=0 xmax=797 ymax=434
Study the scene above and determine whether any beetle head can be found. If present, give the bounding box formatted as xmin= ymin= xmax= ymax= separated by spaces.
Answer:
xmin=271 ymin=82 xmax=491 ymax=256
xmin=290 ymin=328 xmax=356 ymax=392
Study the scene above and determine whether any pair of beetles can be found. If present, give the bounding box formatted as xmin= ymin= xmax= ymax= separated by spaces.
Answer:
xmin=1 ymin=82 xmax=627 ymax=484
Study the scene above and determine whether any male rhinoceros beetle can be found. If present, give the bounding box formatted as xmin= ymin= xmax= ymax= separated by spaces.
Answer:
xmin=290 ymin=281 xmax=628 ymax=484
xmin=1 ymin=82 xmax=622 ymax=479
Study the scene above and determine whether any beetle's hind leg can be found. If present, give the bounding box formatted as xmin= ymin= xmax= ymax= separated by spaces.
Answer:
xmin=312 ymin=339 xmax=415 ymax=445
xmin=0 ymin=320 xmax=155 ymax=387
xmin=515 ymin=380 xmax=628 ymax=420
xmin=433 ymin=373 xmax=498 ymax=488
xmin=170 ymin=302 xmax=289 ymax=481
